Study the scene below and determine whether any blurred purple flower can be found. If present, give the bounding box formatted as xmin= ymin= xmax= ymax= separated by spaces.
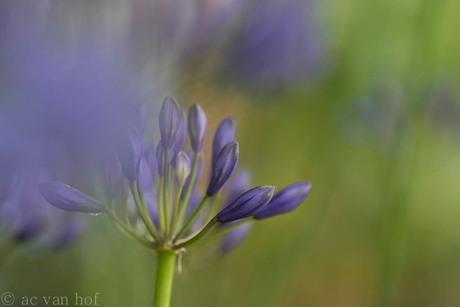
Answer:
xmin=227 ymin=0 xmax=325 ymax=86
xmin=220 ymin=221 xmax=252 ymax=254
xmin=116 ymin=127 xmax=144 ymax=182
xmin=160 ymin=97 xmax=182 ymax=150
xmin=39 ymin=181 xmax=106 ymax=214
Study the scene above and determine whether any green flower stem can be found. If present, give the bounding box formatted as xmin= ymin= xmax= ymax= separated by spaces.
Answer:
xmin=194 ymin=218 xmax=253 ymax=247
xmin=154 ymin=249 xmax=177 ymax=307
xmin=175 ymin=153 xmax=200 ymax=233
xmin=163 ymin=149 xmax=171 ymax=237
xmin=130 ymin=181 xmax=161 ymax=243
xmin=175 ymin=194 xmax=210 ymax=240
xmin=106 ymin=209 xmax=154 ymax=249
xmin=174 ymin=218 xmax=217 ymax=249
xmin=157 ymin=177 xmax=166 ymax=233
xmin=209 ymin=192 xmax=221 ymax=220
xmin=170 ymin=184 xmax=184 ymax=237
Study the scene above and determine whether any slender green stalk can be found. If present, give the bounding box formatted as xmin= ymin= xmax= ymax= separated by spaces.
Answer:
xmin=175 ymin=195 xmax=210 ymax=240
xmin=209 ymin=192 xmax=221 ymax=220
xmin=175 ymin=153 xmax=200 ymax=230
xmin=106 ymin=209 xmax=154 ymax=249
xmin=130 ymin=181 xmax=161 ymax=242
xmin=163 ymin=149 xmax=171 ymax=237
xmin=154 ymin=250 xmax=177 ymax=307
xmin=157 ymin=177 xmax=165 ymax=232
xmin=170 ymin=184 xmax=184 ymax=236
xmin=174 ymin=218 xmax=217 ymax=249
xmin=193 ymin=218 xmax=252 ymax=247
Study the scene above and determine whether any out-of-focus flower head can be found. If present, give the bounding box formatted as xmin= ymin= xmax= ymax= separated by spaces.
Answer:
xmin=425 ymin=80 xmax=460 ymax=135
xmin=39 ymin=97 xmax=313 ymax=258
xmin=335 ymin=81 xmax=407 ymax=154
xmin=226 ymin=0 xmax=326 ymax=86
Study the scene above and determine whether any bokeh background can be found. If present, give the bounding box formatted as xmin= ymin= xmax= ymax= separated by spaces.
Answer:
xmin=1 ymin=0 xmax=460 ymax=306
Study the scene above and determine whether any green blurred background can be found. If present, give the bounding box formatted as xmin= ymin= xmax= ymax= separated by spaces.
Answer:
xmin=2 ymin=0 xmax=460 ymax=306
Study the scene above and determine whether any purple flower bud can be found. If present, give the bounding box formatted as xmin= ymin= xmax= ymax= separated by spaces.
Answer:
xmin=188 ymin=104 xmax=207 ymax=152
xmin=207 ymin=141 xmax=239 ymax=196
xmin=216 ymin=185 xmax=276 ymax=223
xmin=137 ymin=156 xmax=154 ymax=191
xmin=254 ymin=181 xmax=312 ymax=219
xmin=220 ymin=221 xmax=252 ymax=254
xmin=39 ymin=181 xmax=105 ymax=213
xmin=173 ymin=110 xmax=187 ymax=156
xmin=159 ymin=96 xmax=182 ymax=149
xmin=173 ymin=151 xmax=191 ymax=186
xmin=116 ymin=126 xmax=143 ymax=181
xmin=212 ymin=117 xmax=236 ymax=166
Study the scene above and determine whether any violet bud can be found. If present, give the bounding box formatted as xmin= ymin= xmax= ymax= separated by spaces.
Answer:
xmin=220 ymin=221 xmax=252 ymax=254
xmin=216 ymin=185 xmax=276 ymax=223
xmin=188 ymin=104 xmax=207 ymax=152
xmin=159 ymin=96 xmax=182 ymax=149
xmin=173 ymin=151 xmax=191 ymax=186
xmin=212 ymin=117 xmax=236 ymax=166
xmin=116 ymin=126 xmax=143 ymax=181
xmin=137 ymin=156 xmax=154 ymax=191
xmin=39 ymin=181 xmax=106 ymax=213
xmin=173 ymin=110 xmax=187 ymax=156
xmin=254 ymin=181 xmax=312 ymax=219
xmin=207 ymin=141 xmax=239 ymax=196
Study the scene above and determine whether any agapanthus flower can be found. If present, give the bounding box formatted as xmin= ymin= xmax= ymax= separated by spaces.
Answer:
xmin=0 ymin=165 xmax=86 ymax=265
xmin=39 ymin=97 xmax=312 ymax=306
xmin=226 ymin=0 xmax=326 ymax=86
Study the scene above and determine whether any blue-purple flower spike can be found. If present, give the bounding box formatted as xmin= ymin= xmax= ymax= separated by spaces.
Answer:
xmin=255 ymin=181 xmax=312 ymax=219
xmin=188 ymin=104 xmax=207 ymax=152
xmin=216 ymin=185 xmax=276 ymax=223
xmin=159 ymin=96 xmax=182 ymax=149
xmin=207 ymin=141 xmax=239 ymax=196
xmin=173 ymin=110 xmax=187 ymax=156
xmin=116 ymin=126 xmax=144 ymax=181
xmin=39 ymin=181 xmax=106 ymax=213
xmin=212 ymin=117 xmax=236 ymax=166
